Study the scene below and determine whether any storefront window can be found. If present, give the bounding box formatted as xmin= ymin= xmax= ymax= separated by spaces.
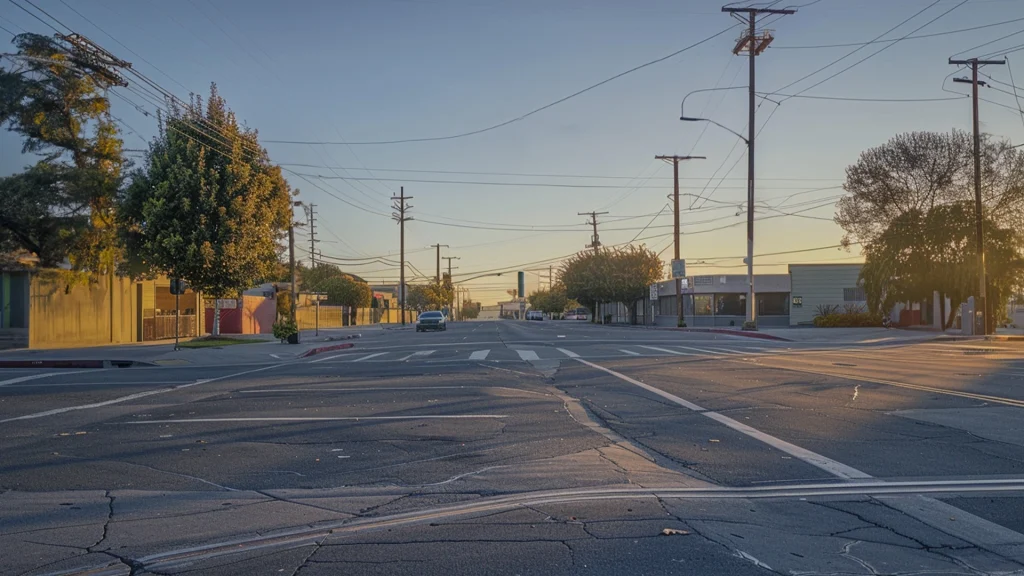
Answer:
xmin=758 ymin=293 xmax=789 ymax=316
xmin=715 ymin=294 xmax=745 ymax=316
xmin=694 ymin=295 xmax=713 ymax=315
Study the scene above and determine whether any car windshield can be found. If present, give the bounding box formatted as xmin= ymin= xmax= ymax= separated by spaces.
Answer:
xmin=420 ymin=312 xmax=442 ymax=319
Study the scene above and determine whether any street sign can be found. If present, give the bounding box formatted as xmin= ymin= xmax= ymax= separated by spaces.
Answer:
xmin=671 ymin=259 xmax=686 ymax=279
xmin=169 ymin=279 xmax=189 ymax=295
xmin=650 ymin=284 xmax=659 ymax=300
xmin=680 ymin=278 xmax=689 ymax=290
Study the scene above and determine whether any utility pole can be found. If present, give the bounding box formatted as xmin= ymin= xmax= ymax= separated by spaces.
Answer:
xmin=656 ymin=155 xmax=705 ymax=328
xmin=306 ymin=203 xmax=318 ymax=267
xmin=443 ymin=256 xmax=459 ymax=318
xmin=722 ymin=4 xmax=794 ymax=329
xmin=951 ymin=56 xmax=1005 ymax=335
xmin=431 ymin=244 xmax=449 ymax=283
xmin=392 ymin=188 xmax=413 ymax=325
xmin=578 ymin=211 xmax=609 ymax=253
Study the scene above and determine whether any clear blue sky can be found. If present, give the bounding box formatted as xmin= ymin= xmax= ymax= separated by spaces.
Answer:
xmin=3 ymin=0 xmax=1023 ymax=303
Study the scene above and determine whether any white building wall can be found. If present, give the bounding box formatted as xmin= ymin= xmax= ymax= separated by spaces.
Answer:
xmin=789 ymin=264 xmax=865 ymax=326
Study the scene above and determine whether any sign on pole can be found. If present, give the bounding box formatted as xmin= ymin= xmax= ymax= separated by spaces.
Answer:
xmin=650 ymin=284 xmax=659 ymax=300
xmin=671 ymin=259 xmax=686 ymax=279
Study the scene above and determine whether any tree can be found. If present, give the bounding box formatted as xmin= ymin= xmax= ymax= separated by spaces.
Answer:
xmin=560 ymin=246 xmax=663 ymax=324
xmin=119 ymin=85 xmax=292 ymax=334
xmin=860 ymin=202 xmax=1024 ymax=329
xmin=837 ymin=130 xmax=1024 ymax=247
xmin=300 ymin=264 xmax=373 ymax=308
xmin=0 ymin=33 xmax=125 ymax=273
xmin=461 ymin=300 xmax=481 ymax=319
xmin=528 ymin=285 xmax=569 ymax=315
xmin=405 ymin=280 xmax=451 ymax=312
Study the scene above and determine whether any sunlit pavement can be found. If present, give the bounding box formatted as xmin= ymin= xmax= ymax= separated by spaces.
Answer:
xmin=2 ymin=321 xmax=1024 ymax=575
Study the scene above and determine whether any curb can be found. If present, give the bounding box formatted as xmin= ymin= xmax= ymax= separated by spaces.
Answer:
xmin=322 ymin=334 xmax=362 ymax=342
xmin=0 ymin=359 xmax=156 ymax=369
xmin=671 ymin=327 xmax=792 ymax=342
xmin=299 ymin=342 xmax=355 ymax=358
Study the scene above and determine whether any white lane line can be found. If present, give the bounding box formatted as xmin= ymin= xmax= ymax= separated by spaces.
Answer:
xmin=0 ymin=381 xmax=192 ymax=388
xmin=704 ymin=347 xmax=747 ymax=356
xmin=350 ymin=352 xmax=388 ymax=363
xmin=0 ymin=369 xmax=107 ymax=387
xmin=619 ymin=349 xmax=641 ymax=356
xmin=239 ymin=386 xmax=480 ymax=392
xmin=0 ymin=364 xmax=288 ymax=424
xmin=310 ymin=353 xmax=355 ymax=363
xmin=469 ymin=350 xmax=490 ymax=360
xmin=398 ymin=350 xmax=435 ymax=361
xmin=571 ymin=357 xmax=870 ymax=480
xmin=638 ymin=345 xmax=697 ymax=356
xmin=516 ymin=350 xmax=540 ymax=361
xmin=119 ymin=415 xmax=508 ymax=424
xmin=673 ymin=345 xmax=731 ymax=356
xmin=556 ymin=348 xmax=580 ymax=358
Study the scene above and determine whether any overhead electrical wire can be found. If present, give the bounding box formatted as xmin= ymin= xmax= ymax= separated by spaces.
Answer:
xmin=262 ymin=25 xmax=740 ymax=146
xmin=773 ymin=17 xmax=1024 ymax=49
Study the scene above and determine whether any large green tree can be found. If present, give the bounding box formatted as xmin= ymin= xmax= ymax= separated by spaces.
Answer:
xmin=0 ymin=33 xmax=125 ymax=272
xmin=860 ymin=202 xmax=1024 ymax=329
xmin=528 ymin=285 xmax=569 ymax=315
xmin=119 ymin=84 xmax=292 ymax=334
xmin=300 ymin=264 xmax=372 ymax=308
xmin=560 ymin=246 xmax=663 ymax=324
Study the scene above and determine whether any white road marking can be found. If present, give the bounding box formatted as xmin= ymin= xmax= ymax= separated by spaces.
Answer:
xmin=309 ymin=353 xmax=352 ymax=363
xmin=516 ymin=350 xmax=540 ymax=361
xmin=571 ymin=357 xmax=871 ymax=479
xmin=0 ymin=369 xmax=106 ymax=387
xmin=557 ymin=348 xmax=580 ymax=358
xmin=619 ymin=349 xmax=641 ymax=356
xmin=120 ymin=415 xmax=508 ymax=424
xmin=704 ymin=347 xmax=747 ymax=355
xmin=350 ymin=352 xmax=387 ymax=362
xmin=638 ymin=345 xmax=697 ymax=356
xmin=398 ymin=350 xmax=435 ymax=361
xmin=469 ymin=350 xmax=490 ymax=360
xmin=0 ymin=364 xmax=288 ymax=424
xmin=673 ymin=345 xmax=731 ymax=356
xmin=238 ymin=386 xmax=489 ymax=393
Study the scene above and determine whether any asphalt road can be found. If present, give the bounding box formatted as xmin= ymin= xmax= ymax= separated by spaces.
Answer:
xmin=2 ymin=321 xmax=1024 ymax=575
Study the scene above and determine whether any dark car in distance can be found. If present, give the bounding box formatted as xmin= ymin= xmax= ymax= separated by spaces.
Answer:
xmin=416 ymin=310 xmax=447 ymax=332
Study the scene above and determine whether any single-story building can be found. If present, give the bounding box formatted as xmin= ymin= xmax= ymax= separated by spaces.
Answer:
xmin=650 ymin=273 xmax=792 ymax=327
xmin=788 ymin=263 xmax=867 ymax=326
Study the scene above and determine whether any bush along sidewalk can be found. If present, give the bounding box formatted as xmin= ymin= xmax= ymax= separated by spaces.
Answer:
xmin=813 ymin=304 xmax=882 ymax=328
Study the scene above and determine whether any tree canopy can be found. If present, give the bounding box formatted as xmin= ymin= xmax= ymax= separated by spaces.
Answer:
xmin=560 ymin=246 xmax=663 ymax=322
xmin=528 ymin=285 xmax=570 ymax=315
xmin=300 ymin=264 xmax=372 ymax=308
xmin=0 ymin=33 xmax=125 ymax=272
xmin=118 ymin=84 xmax=292 ymax=299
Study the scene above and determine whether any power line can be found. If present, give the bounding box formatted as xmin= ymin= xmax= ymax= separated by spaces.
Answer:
xmin=773 ymin=17 xmax=1024 ymax=49
xmin=262 ymin=25 xmax=739 ymax=145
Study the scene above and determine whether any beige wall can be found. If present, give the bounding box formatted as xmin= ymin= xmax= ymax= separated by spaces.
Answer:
xmin=29 ymin=273 xmax=139 ymax=349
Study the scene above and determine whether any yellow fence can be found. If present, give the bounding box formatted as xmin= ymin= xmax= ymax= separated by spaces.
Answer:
xmin=295 ymin=306 xmax=417 ymax=330
xmin=29 ymin=273 xmax=138 ymax=349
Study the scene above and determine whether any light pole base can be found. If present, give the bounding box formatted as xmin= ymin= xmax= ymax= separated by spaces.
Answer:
xmin=742 ymin=321 xmax=758 ymax=331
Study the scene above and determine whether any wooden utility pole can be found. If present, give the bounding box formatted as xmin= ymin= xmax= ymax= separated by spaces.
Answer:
xmin=306 ymin=203 xmax=318 ymax=267
xmin=431 ymin=243 xmax=449 ymax=283
xmin=392 ymin=188 xmax=413 ymax=325
xmin=951 ymin=57 xmax=1005 ymax=335
xmin=578 ymin=211 xmax=609 ymax=253
xmin=722 ymin=4 xmax=794 ymax=328
xmin=443 ymin=256 xmax=459 ymax=317
xmin=655 ymin=155 xmax=705 ymax=327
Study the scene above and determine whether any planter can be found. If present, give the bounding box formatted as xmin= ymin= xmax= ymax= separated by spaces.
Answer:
xmin=287 ymin=333 xmax=301 ymax=345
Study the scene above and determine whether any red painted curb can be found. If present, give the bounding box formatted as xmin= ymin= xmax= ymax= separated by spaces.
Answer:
xmin=299 ymin=342 xmax=355 ymax=358
xmin=672 ymin=328 xmax=791 ymax=342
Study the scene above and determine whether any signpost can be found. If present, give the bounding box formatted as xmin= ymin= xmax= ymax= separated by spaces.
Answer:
xmin=169 ymin=279 xmax=189 ymax=350
xmin=311 ymin=292 xmax=328 ymax=336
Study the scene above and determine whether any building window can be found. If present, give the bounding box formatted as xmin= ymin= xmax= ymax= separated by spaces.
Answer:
xmin=694 ymin=295 xmax=713 ymax=315
xmin=715 ymin=294 xmax=745 ymax=316
xmin=844 ymin=287 xmax=866 ymax=302
xmin=694 ymin=276 xmax=713 ymax=286
xmin=758 ymin=293 xmax=789 ymax=316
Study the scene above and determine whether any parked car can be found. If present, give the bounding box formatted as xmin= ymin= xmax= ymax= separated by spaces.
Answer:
xmin=526 ymin=310 xmax=543 ymax=321
xmin=416 ymin=310 xmax=447 ymax=332
xmin=565 ymin=307 xmax=590 ymax=321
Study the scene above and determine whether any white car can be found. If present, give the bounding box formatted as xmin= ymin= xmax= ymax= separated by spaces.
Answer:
xmin=416 ymin=311 xmax=447 ymax=332
xmin=526 ymin=310 xmax=543 ymax=321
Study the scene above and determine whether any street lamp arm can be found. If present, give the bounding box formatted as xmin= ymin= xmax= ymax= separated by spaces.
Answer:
xmin=680 ymin=115 xmax=749 ymax=145
xmin=455 ymin=272 xmax=505 ymax=284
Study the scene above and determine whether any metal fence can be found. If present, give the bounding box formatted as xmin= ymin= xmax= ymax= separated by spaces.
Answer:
xmin=144 ymin=313 xmax=197 ymax=341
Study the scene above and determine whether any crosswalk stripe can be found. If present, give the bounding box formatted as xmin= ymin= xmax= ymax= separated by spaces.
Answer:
xmin=398 ymin=350 xmax=435 ymax=361
xmin=638 ymin=345 xmax=696 ymax=356
xmin=350 ymin=352 xmax=387 ymax=362
xmin=469 ymin=350 xmax=490 ymax=360
xmin=516 ymin=350 xmax=540 ymax=361
xmin=557 ymin=348 xmax=579 ymax=358
xmin=620 ymin=349 xmax=640 ymax=356
xmin=704 ymin=347 xmax=747 ymax=355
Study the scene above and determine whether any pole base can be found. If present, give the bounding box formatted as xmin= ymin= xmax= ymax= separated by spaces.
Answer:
xmin=742 ymin=321 xmax=758 ymax=331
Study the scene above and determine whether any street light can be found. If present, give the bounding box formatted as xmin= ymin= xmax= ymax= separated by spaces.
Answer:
xmin=680 ymin=99 xmax=757 ymax=328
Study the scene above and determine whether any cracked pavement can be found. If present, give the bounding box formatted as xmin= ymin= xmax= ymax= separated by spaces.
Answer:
xmin=1 ymin=321 xmax=1024 ymax=574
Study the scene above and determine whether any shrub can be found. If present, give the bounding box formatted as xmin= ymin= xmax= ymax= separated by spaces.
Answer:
xmin=273 ymin=319 xmax=298 ymax=341
xmin=813 ymin=312 xmax=881 ymax=328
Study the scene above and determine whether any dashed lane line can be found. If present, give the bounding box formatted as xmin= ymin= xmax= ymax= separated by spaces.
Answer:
xmin=620 ymin=349 xmax=641 ymax=356
xmin=638 ymin=345 xmax=698 ymax=356
xmin=556 ymin=348 xmax=580 ymax=358
xmin=350 ymin=352 xmax=388 ymax=362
